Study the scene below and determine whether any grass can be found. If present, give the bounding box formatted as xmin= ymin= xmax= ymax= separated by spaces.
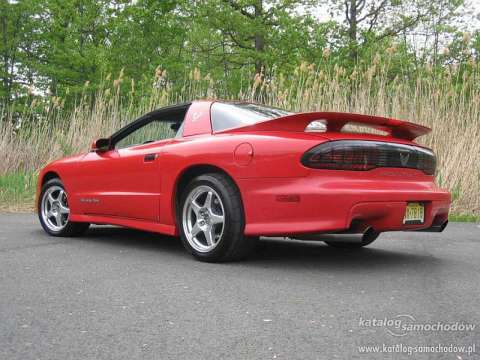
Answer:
xmin=0 ymin=57 xmax=479 ymax=217
xmin=0 ymin=172 xmax=37 ymax=212
xmin=448 ymin=213 xmax=480 ymax=223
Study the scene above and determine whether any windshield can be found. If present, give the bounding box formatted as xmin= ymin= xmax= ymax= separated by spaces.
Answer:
xmin=211 ymin=102 xmax=292 ymax=132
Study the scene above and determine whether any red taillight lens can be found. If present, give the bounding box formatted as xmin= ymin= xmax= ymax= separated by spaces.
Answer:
xmin=301 ymin=140 xmax=436 ymax=175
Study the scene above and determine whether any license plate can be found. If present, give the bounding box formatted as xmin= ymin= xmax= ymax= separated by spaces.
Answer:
xmin=404 ymin=202 xmax=424 ymax=224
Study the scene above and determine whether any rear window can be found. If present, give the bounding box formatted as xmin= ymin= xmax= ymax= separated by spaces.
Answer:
xmin=211 ymin=102 xmax=292 ymax=132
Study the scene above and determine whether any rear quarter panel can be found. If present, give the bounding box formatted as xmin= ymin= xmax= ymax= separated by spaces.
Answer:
xmin=157 ymin=131 xmax=329 ymax=226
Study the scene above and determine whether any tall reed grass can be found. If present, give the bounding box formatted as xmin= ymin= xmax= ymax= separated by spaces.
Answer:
xmin=1 ymin=60 xmax=479 ymax=214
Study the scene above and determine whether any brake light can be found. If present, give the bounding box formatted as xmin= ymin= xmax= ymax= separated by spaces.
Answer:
xmin=301 ymin=140 xmax=436 ymax=175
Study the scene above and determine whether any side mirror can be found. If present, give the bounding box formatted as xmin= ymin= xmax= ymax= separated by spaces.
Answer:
xmin=91 ymin=138 xmax=111 ymax=152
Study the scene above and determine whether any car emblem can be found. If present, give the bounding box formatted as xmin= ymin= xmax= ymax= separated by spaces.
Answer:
xmin=399 ymin=152 xmax=410 ymax=166
xmin=192 ymin=112 xmax=202 ymax=122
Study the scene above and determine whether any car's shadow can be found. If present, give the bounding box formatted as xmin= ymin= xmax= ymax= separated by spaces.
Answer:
xmin=37 ymin=225 xmax=442 ymax=271
xmin=250 ymin=237 xmax=437 ymax=270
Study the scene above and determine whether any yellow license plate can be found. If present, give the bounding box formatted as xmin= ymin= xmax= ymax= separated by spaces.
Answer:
xmin=404 ymin=202 xmax=425 ymax=224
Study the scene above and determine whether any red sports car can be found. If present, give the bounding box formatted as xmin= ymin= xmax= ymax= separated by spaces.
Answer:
xmin=37 ymin=100 xmax=451 ymax=261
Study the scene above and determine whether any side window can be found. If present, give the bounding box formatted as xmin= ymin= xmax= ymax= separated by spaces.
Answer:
xmin=116 ymin=120 xmax=177 ymax=149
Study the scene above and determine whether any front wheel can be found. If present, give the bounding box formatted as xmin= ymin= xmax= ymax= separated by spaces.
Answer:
xmin=177 ymin=173 xmax=257 ymax=262
xmin=38 ymin=178 xmax=90 ymax=237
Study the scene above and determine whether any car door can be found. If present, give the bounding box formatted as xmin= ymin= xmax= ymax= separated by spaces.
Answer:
xmin=76 ymin=117 xmax=180 ymax=222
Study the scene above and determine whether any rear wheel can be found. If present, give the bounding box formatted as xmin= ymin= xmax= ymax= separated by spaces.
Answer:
xmin=38 ymin=178 xmax=90 ymax=237
xmin=324 ymin=228 xmax=380 ymax=248
xmin=177 ymin=173 xmax=257 ymax=262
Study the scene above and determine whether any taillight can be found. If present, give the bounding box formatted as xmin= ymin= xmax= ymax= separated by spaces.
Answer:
xmin=301 ymin=140 xmax=436 ymax=175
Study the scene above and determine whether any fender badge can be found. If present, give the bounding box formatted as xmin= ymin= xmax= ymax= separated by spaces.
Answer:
xmin=276 ymin=195 xmax=300 ymax=202
xmin=80 ymin=198 xmax=100 ymax=203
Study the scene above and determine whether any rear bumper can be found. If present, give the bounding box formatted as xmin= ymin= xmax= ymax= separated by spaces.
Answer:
xmin=341 ymin=200 xmax=449 ymax=233
xmin=239 ymin=169 xmax=451 ymax=236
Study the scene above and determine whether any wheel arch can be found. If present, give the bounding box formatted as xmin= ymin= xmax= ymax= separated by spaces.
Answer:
xmin=172 ymin=164 xmax=244 ymax=223
xmin=41 ymin=171 xmax=61 ymax=185
xmin=36 ymin=170 xmax=62 ymax=210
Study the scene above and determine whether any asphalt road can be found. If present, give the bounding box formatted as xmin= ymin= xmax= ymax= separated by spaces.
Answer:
xmin=1 ymin=213 xmax=479 ymax=360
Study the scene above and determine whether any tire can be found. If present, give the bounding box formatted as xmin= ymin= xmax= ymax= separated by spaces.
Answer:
xmin=177 ymin=173 xmax=257 ymax=262
xmin=38 ymin=178 xmax=90 ymax=237
xmin=324 ymin=228 xmax=380 ymax=249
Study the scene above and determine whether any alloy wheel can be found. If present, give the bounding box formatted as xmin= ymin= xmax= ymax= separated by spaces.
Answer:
xmin=182 ymin=185 xmax=225 ymax=253
xmin=41 ymin=185 xmax=70 ymax=232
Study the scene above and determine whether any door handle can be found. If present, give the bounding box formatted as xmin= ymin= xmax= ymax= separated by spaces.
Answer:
xmin=144 ymin=153 xmax=157 ymax=162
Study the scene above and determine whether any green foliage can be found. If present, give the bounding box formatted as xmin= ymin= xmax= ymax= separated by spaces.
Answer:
xmin=1 ymin=0 xmax=474 ymax=113
xmin=448 ymin=214 xmax=480 ymax=223
xmin=0 ymin=172 xmax=37 ymax=211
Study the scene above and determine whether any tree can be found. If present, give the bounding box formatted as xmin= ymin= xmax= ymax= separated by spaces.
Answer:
xmin=330 ymin=0 xmax=435 ymax=62
xmin=419 ymin=0 xmax=464 ymax=66
xmin=0 ymin=0 xmax=38 ymax=105
xmin=190 ymin=0 xmax=317 ymax=76
xmin=104 ymin=0 xmax=188 ymax=84
xmin=32 ymin=0 xmax=110 ymax=98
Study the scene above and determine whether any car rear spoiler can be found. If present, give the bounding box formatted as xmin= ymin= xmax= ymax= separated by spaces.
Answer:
xmin=221 ymin=112 xmax=431 ymax=141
